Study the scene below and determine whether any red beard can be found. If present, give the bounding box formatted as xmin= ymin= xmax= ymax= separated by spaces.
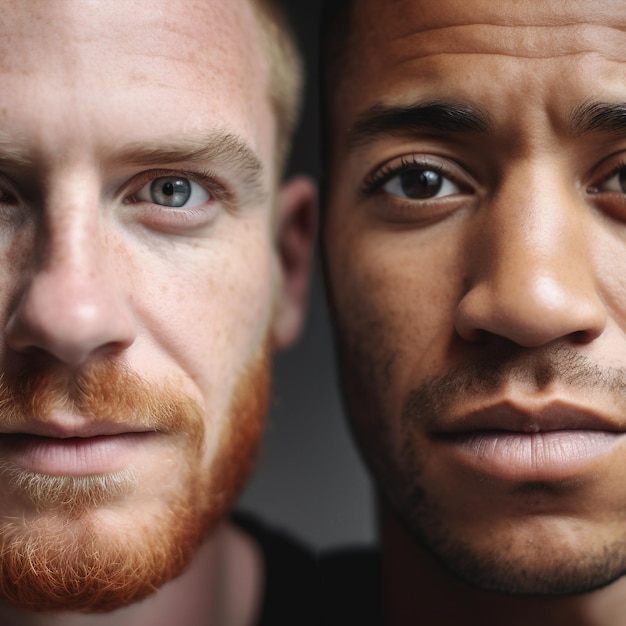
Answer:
xmin=0 ymin=345 xmax=269 ymax=612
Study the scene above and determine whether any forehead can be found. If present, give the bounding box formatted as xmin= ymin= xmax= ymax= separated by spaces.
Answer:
xmin=0 ymin=0 xmax=273 ymax=162
xmin=0 ymin=0 xmax=266 ymax=89
xmin=351 ymin=0 xmax=626 ymax=42
xmin=347 ymin=0 xmax=626 ymax=64
xmin=331 ymin=0 xmax=626 ymax=148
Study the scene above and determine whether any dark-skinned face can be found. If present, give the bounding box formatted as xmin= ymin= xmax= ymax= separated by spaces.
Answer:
xmin=324 ymin=0 xmax=626 ymax=594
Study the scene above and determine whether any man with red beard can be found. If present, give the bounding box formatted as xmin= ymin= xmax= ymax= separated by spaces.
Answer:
xmin=322 ymin=0 xmax=626 ymax=625
xmin=0 ymin=1 xmax=316 ymax=625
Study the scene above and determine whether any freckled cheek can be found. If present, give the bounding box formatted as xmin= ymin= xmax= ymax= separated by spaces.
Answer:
xmin=131 ymin=237 xmax=274 ymax=384
xmin=0 ymin=229 xmax=38 ymax=328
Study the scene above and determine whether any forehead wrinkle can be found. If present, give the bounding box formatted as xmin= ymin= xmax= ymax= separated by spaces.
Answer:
xmin=380 ymin=23 xmax=626 ymax=66
xmin=359 ymin=0 xmax=626 ymax=28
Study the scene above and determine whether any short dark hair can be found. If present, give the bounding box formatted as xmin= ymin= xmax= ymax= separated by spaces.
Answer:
xmin=319 ymin=0 xmax=355 ymax=208
xmin=319 ymin=0 xmax=355 ymax=170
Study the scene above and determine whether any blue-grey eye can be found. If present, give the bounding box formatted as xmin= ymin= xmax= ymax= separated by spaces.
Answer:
xmin=136 ymin=176 xmax=210 ymax=207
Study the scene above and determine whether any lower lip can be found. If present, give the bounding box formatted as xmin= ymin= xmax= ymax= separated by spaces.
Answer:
xmin=0 ymin=433 xmax=153 ymax=475
xmin=436 ymin=430 xmax=624 ymax=481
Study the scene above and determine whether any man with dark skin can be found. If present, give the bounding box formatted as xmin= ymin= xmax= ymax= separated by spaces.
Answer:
xmin=322 ymin=1 xmax=626 ymax=624
xmin=0 ymin=1 xmax=316 ymax=625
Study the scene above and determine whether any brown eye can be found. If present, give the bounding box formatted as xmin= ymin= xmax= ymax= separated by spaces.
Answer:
xmin=595 ymin=167 xmax=626 ymax=194
xmin=383 ymin=169 xmax=460 ymax=200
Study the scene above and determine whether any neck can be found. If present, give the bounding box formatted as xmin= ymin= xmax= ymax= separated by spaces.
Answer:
xmin=0 ymin=521 xmax=263 ymax=626
xmin=379 ymin=499 xmax=626 ymax=626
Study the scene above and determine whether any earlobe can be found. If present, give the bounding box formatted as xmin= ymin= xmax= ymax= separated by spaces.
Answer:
xmin=271 ymin=175 xmax=317 ymax=350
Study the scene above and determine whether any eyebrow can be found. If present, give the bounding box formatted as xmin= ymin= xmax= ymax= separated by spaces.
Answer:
xmin=346 ymin=101 xmax=492 ymax=152
xmin=0 ymin=129 xmax=268 ymax=208
xmin=0 ymin=134 xmax=32 ymax=170
xmin=112 ymin=130 xmax=267 ymax=201
xmin=571 ymin=101 xmax=626 ymax=136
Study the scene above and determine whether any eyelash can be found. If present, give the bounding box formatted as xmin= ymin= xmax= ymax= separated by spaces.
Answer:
xmin=361 ymin=156 xmax=449 ymax=196
xmin=123 ymin=168 xmax=231 ymax=208
xmin=362 ymin=156 xmax=626 ymax=198
xmin=590 ymin=160 xmax=626 ymax=193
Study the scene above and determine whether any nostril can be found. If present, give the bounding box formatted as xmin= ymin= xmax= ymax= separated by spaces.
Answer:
xmin=466 ymin=328 xmax=490 ymax=343
xmin=455 ymin=278 xmax=607 ymax=349
xmin=4 ymin=269 xmax=137 ymax=367
xmin=570 ymin=327 xmax=602 ymax=345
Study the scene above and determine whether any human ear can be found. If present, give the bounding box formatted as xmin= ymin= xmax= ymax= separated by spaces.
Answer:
xmin=271 ymin=175 xmax=317 ymax=350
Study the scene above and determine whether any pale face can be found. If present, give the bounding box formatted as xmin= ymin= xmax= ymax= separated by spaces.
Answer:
xmin=324 ymin=0 xmax=626 ymax=594
xmin=0 ymin=0 xmax=307 ymax=612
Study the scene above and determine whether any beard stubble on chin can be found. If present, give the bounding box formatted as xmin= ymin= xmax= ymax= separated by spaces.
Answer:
xmin=394 ymin=345 xmax=626 ymax=595
xmin=335 ymin=317 xmax=626 ymax=595
xmin=0 ymin=343 xmax=270 ymax=613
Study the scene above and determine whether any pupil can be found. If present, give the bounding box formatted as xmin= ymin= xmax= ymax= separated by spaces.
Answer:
xmin=150 ymin=177 xmax=192 ymax=207
xmin=401 ymin=170 xmax=442 ymax=199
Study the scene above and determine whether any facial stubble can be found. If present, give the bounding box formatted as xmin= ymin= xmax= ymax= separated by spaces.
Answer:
xmin=338 ymin=325 xmax=626 ymax=595
xmin=0 ymin=345 xmax=269 ymax=613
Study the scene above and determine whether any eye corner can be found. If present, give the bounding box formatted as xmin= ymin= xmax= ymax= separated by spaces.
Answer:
xmin=588 ymin=159 xmax=626 ymax=196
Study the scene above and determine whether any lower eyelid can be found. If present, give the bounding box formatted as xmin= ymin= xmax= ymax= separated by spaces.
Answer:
xmin=130 ymin=203 xmax=220 ymax=233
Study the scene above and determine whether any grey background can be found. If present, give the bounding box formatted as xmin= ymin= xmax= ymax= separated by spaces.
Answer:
xmin=237 ymin=1 xmax=376 ymax=550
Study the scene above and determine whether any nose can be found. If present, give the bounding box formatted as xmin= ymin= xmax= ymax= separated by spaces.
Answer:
xmin=455 ymin=167 xmax=607 ymax=347
xmin=5 ymin=198 xmax=136 ymax=367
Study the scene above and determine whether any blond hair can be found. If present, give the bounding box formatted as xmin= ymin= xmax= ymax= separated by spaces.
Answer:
xmin=251 ymin=0 xmax=304 ymax=174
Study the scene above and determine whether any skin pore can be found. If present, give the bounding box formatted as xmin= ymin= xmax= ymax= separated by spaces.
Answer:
xmin=323 ymin=0 xmax=626 ymax=624
xmin=0 ymin=1 xmax=315 ymax=625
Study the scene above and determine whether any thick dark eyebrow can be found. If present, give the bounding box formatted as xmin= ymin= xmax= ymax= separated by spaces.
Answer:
xmin=112 ymin=131 xmax=267 ymax=202
xmin=346 ymin=101 xmax=492 ymax=152
xmin=571 ymin=101 xmax=626 ymax=136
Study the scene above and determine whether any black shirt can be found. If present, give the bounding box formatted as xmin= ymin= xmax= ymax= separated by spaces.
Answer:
xmin=320 ymin=547 xmax=383 ymax=626
xmin=231 ymin=511 xmax=317 ymax=626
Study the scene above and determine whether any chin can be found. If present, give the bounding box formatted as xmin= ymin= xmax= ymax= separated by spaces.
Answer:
xmin=436 ymin=543 xmax=626 ymax=596
xmin=0 ymin=487 xmax=206 ymax=612
xmin=398 ymin=492 xmax=626 ymax=596
xmin=0 ymin=340 xmax=270 ymax=612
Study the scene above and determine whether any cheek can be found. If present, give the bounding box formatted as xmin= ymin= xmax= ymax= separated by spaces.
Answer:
xmin=138 ymin=241 xmax=274 ymax=476
xmin=328 ymin=225 xmax=471 ymax=481
xmin=0 ymin=225 xmax=42 ymax=330
xmin=122 ymin=226 xmax=276 ymax=408
xmin=331 ymin=230 xmax=464 ymax=396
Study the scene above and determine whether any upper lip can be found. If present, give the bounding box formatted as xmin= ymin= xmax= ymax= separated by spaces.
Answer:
xmin=433 ymin=400 xmax=625 ymax=435
xmin=0 ymin=419 xmax=153 ymax=439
